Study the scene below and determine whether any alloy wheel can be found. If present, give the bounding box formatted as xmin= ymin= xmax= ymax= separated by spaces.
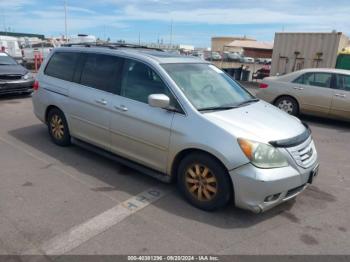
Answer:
xmin=185 ymin=164 xmax=218 ymax=201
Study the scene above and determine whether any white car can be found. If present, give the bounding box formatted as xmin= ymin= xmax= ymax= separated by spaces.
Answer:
xmin=241 ymin=57 xmax=255 ymax=63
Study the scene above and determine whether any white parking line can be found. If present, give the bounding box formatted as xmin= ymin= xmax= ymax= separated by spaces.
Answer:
xmin=26 ymin=188 xmax=168 ymax=255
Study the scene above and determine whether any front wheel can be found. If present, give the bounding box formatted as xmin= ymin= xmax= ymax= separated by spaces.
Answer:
xmin=177 ymin=153 xmax=232 ymax=211
xmin=274 ymin=96 xmax=299 ymax=116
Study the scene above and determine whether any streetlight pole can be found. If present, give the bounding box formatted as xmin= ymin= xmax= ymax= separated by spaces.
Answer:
xmin=64 ymin=0 xmax=68 ymax=42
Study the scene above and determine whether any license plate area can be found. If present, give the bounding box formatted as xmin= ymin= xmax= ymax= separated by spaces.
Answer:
xmin=308 ymin=164 xmax=319 ymax=184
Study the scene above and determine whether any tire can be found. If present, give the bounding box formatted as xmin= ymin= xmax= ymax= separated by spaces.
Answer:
xmin=177 ymin=153 xmax=232 ymax=211
xmin=47 ymin=108 xmax=71 ymax=146
xmin=274 ymin=96 xmax=299 ymax=116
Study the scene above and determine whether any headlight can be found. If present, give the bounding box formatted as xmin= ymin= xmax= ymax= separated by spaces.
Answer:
xmin=23 ymin=73 xmax=33 ymax=80
xmin=238 ymin=138 xmax=288 ymax=168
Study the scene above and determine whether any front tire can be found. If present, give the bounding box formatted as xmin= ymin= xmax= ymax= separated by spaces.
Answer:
xmin=47 ymin=108 xmax=71 ymax=146
xmin=177 ymin=153 xmax=232 ymax=211
xmin=274 ymin=96 xmax=299 ymax=116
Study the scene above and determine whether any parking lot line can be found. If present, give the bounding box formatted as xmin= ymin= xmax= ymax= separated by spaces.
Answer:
xmin=0 ymin=136 xmax=121 ymax=203
xmin=24 ymin=187 xmax=168 ymax=255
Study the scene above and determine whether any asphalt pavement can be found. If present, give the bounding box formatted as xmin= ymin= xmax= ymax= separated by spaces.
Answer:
xmin=0 ymin=93 xmax=349 ymax=255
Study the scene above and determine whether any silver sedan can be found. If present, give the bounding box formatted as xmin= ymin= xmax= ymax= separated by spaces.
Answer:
xmin=257 ymin=68 xmax=350 ymax=121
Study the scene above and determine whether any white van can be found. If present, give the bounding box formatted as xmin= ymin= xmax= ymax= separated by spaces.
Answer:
xmin=0 ymin=36 xmax=22 ymax=62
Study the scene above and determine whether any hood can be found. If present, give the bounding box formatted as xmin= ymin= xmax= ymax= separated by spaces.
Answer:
xmin=203 ymin=100 xmax=306 ymax=144
xmin=0 ymin=64 xmax=27 ymax=76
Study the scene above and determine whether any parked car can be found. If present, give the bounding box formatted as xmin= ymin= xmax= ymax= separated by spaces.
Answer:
xmin=32 ymin=45 xmax=319 ymax=213
xmin=223 ymin=52 xmax=242 ymax=62
xmin=256 ymin=58 xmax=272 ymax=64
xmin=257 ymin=68 xmax=350 ymax=121
xmin=241 ymin=56 xmax=255 ymax=63
xmin=206 ymin=51 xmax=222 ymax=61
xmin=192 ymin=50 xmax=204 ymax=60
xmin=22 ymin=42 xmax=56 ymax=65
xmin=253 ymin=68 xmax=270 ymax=80
xmin=0 ymin=52 xmax=35 ymax=95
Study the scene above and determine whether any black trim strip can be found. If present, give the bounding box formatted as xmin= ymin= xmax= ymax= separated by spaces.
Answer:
xmin=269 ymin=122 xmax=311 ymax=148
xmin=71 ymin=138 xmax=173 ymax=183
xmin=44 ymin=88 xmax=68 ymax=97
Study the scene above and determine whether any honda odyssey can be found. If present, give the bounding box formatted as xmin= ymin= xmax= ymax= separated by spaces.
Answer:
xmin=32 ymin=44 xmax=319 ymax=213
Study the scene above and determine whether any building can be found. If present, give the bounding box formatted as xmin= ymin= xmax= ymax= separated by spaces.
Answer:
xmin=211 ymin=36 xmax=255 ymax=52
xmin=224 ymin=40 xmax=273 ymax=58
xmin=271 ymin=32 xmax=350 ymax=76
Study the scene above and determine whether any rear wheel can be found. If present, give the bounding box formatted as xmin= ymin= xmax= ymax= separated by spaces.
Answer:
xmin=177 ymin=153 xmax=232 ymax=211
xmin=47 ymin=108 xmax=71 ymax=146
xmin=274 ymin=96 xmax=299 ymax=116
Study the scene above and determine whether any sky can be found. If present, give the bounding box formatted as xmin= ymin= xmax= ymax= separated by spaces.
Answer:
xmin=0 ymin=0 xmax=350 ymax=47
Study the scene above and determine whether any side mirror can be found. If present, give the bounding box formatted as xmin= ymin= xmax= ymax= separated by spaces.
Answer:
xmin=148 ymin=94 xmax=170 ymax=109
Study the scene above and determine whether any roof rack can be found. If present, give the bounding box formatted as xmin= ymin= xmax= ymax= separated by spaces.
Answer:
xmin=62 ymin=42 xmax=164 ymax=52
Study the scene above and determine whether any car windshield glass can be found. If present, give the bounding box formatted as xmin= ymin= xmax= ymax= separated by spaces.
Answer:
xmin=0 ymin=53 xmax=17 ymax=65
xmin=162 ymin=63 xmax=255 ymax=111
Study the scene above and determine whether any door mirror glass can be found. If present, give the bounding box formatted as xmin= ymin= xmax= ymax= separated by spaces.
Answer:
xmin=148 ymin=94 xmax=170 ymax=109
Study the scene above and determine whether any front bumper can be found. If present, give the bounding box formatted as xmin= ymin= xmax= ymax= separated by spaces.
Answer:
xmin=230 ymin=139 xmax=319 ymax=213
xmin=0 ymin=79 xmax=34 ymax=95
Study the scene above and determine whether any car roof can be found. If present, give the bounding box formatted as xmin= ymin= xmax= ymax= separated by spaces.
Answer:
xmin=295 ymin=68 xmax=350 ymax=75
xmin=53 ymin=46 xmax=207 ymax=65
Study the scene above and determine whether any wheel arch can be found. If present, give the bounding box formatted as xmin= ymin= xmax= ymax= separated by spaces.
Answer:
xmin=45 ymin=105 xmax=65 ymax=124
xmin=170 ymin=148 xmax=234 ymax=190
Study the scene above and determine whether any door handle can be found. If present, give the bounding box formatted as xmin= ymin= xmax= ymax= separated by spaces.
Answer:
xmin=335 ymin=93 xmax=346 ymax=98
xmin=114 ymin=105 xmax=128 ymax=112
xmin=293 ymin=86 xmax=304 ymax=90
xmin=95 ymin=99 xmax=107 ymax=106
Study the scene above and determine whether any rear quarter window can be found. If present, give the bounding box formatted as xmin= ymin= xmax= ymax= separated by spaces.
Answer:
xmin=44 ymin=52 xmax=79 ymax=82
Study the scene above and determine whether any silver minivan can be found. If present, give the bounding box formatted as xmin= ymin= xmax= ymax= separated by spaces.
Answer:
xmin=32 ymin=44 xmax=319 ymax=213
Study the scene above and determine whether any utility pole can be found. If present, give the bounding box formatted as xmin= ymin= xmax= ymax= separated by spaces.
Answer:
xmin=138 ymin=32 xmax=141 ymax=45
xmin=170 ymin=19 xmax=173 ymax=48
xmin=64 ymin=0 xmax=68 ymax=42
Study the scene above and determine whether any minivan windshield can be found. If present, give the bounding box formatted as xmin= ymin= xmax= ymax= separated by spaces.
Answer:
xmin=0 ymin=53 xmax=17 ymax=65
xmin=162 ymin=63 xmax=256 ymax=111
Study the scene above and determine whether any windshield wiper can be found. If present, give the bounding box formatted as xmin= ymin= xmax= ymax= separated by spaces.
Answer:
xmin=198 ymin=105 xmax=238 ymax=112
xmin=236 ymin=98 xmax=260 ymax=107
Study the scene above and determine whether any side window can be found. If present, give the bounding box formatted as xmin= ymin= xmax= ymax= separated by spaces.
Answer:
xmin=80 ymin=53 xmax=123 ymax=93
xmin=45 ymin=52 xmax=79 ymax=81
xmin=336 ymin=74 xmax=350 ymax=91
xmin=293 ymin=74 xmax=306 ymax=84
xmin=121 ymin=59 xmax=168 ymax=104
xmin=303 ymin=73 xmax=332 ymax=88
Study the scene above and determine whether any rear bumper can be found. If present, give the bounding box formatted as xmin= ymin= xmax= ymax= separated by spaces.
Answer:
xmin=0 ymin=79 xmax=34 ymax=95
xmin=230 ymin=161 xmax=319 ymax=213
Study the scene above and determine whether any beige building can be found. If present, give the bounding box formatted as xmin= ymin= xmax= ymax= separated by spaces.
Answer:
xmin=211 ymin=36 xmax=255 ymax=52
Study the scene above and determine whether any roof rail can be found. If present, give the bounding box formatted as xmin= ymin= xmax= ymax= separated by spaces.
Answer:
xmin=62 ymin=42 xmax=164 ymax=52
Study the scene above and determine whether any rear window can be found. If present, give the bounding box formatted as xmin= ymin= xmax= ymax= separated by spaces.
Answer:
xmin=45 ymin=52 xmax=79 ymax=82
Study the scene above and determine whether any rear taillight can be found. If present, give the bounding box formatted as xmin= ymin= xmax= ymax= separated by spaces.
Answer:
xmin=33 ymin=80 xmax=40 ymax=91
xmin=259 ymin=83 xmax=269 ymax=89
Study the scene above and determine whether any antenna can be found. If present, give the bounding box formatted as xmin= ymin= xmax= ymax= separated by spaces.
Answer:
xmin=170 ymin=19 xmax=173 ymax=48
xmin=64 ymin=0 xmax=68 ymax=43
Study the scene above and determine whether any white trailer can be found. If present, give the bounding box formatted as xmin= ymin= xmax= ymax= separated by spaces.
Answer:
xmin=271 ymin=32 xmax=349 ymax=76
xmin=0 ymin=35 xmax=22 ymax=61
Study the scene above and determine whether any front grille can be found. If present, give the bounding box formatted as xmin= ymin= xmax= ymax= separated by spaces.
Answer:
xmin=0 ymin=75 xmax=22 ymax=81
xmin=287 ymin=137 xmax=317 ymax=168
xmin=285 ymin=184 xmax=306 ymax=198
